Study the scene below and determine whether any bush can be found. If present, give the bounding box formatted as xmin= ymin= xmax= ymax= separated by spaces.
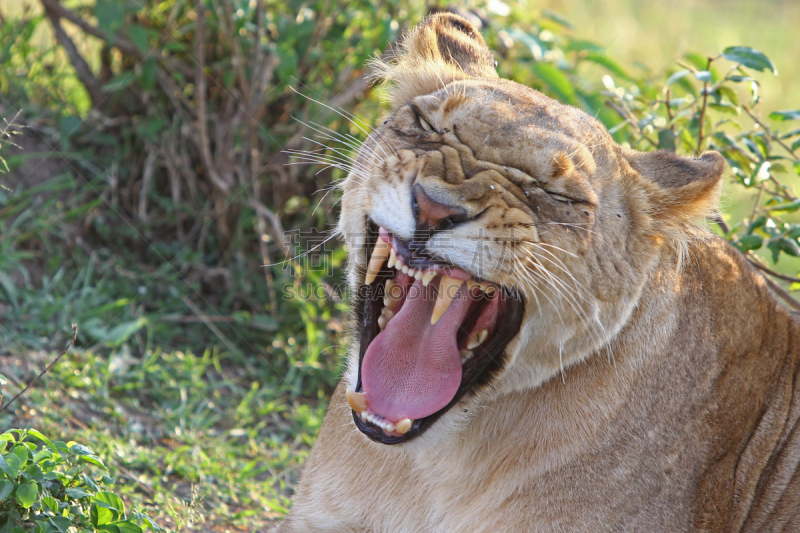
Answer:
xmin=0 ymin=428 xmax=162 ymax=532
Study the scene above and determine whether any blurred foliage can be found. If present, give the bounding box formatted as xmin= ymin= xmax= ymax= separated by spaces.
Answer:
xmin=1 ymin=0 xmax=800 ymax=528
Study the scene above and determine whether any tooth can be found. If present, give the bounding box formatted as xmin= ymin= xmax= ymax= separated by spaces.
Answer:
xmin=395 ymin=418 xmax=413 ymax=434
xmin=460 ymin=349 xmax=474 ymax=364
xmin=414 ymin=270 xmax=423 ymax=280
xmin=402 ymin=265 xmax=409 ymax=274
xmin=467 ymin=328 xmax=489 ymax=350
xmin=378 ymin=315 xmax=388 ymax=330
xmin=481 ymin=283 xmax=497 ymax=295
xmin=422 ymin=270 xmax=436 ymax=287
xmin=388 ymin=248 xmax=397 ymax=269
xmin=384 ymin=279 xmax=399 ymax=310
xmin=467 ymin=279 xmax=479 ymax=291
xmin=365 ymin=238 xmax=390 ymax=285
xmin=431 ymin=276 xmax=465 ymax=325
xmin=346 ymin=390 xmax=367 ymax=413
xmin=385 ymin=422 xmax=396 ymax=432
xmin=381 ymin=308 xmax=394 ymax=320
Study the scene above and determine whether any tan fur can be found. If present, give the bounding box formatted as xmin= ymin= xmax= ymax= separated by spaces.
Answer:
xmin=275 ymin=14 xmax=800 ymax=532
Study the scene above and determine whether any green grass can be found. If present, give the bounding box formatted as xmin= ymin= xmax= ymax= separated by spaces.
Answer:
xmin=3 ymin=346 xmax=328 ymax=531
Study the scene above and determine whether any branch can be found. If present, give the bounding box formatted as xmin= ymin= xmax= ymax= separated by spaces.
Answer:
xmin=194 ymin=0 xmax=231 ymax=193
xmin=747 ymin=254 xmax=800 ymax=284
xmin=743 ymin=105 xmax=799 ymax=159
xmin=0 ymin=325 xmax=78 ymax=415
xmin=696 ymin=57 xmax=712 ymax=152
xmin=41 ymin=6 xmax=103 ymax=107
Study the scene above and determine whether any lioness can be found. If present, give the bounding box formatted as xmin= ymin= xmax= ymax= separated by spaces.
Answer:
xmin=277 ymin=13 xmax=800 ymax=532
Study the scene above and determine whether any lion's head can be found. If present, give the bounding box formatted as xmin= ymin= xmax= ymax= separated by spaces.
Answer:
xmin=337 ymin=13 xmax=724 ymax=445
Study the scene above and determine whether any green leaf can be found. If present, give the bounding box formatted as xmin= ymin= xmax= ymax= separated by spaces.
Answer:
xmin=657 ymin=129 xmax=676 ymax=152
xmin=563 ymin=39 xmax=604 ymax=53
xmin=11 ymin=446 xmax=28 ymax=469
xmin=792 ymin=138 xmax=800 ymax=152
xmin=91 ymin=502 xmax=116 ymax=527
xmin=65 ymin=487 xmax=92 ymax=499
xmin=48 ymin=516 xmax=72 ymax=533
xmin=15 ymin=480 xmax=37 ymax=508
xmin=768 ymin=199 xmax=800 ymax=213
xmin=0 ymin=479 xmax=13 ymax=501
xmin=41 ymin=495 xmax=59 ymax=514
xmin=542 ymin=9 xmax=574 ymax=28
xmin=102 ymin=72 xmax=137 ymax=93
xmin=709 ymin=102 xmax=740 ymax=115
xmin=666 ymin=69 xmax=691 ymax=86
xmin=722 ymin=46 xmax=778 ymax=75
xmin=0 ymin=453 xmax=21 ymax=478
xmin=695 ymin=70 xmax=712 ymax=82
xmin=583 ymin=52 xmax=632 ymax=81
xmin=95 ymin=0 xmax=126 ymax=31
xmin=79 ymin=454 xmax=107 ymax=469
xmin=778 ymin=238 xmax=800 ymax=257
xmin=769 ymin=110 xmax=800 ymax=122
xmin=109 ymin=521 xmax=143 ymax=533
xmin=125 ymin=24 xmax=150 ymax=54
xmin=735 ymin=234 xmax=763 ymax=252
xmin=25 ymin=430 xmax=56 ymax=453
xmin=531 ymin=63 xmax=576 ymax=105
xmin=93 ymin=491 xmax=125 ymax=518
xmin=23 ymin=464 xmax=43 ymax=482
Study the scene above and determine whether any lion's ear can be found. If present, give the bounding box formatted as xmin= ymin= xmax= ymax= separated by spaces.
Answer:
xmin=371 ymin=13 xmax=498 ymax=107
xmin=627 ymin=150 xmax=726 ymax=225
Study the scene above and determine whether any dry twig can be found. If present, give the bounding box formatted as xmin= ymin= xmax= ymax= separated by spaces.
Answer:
xmin=0 ymin=325 xmax=78 ymax=416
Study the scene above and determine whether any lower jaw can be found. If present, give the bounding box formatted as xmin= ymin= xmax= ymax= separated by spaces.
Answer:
xmin=351 ymin=280 xmax=525 ymax=445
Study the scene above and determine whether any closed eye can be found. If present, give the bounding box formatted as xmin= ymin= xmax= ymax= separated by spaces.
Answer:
xmin=410 ymin=103 xmax=437 ymax=133
xmin=545 ymin=190 xmax=581 ymax=204
xmin=418 ymin=115 xmax=436 ymax=133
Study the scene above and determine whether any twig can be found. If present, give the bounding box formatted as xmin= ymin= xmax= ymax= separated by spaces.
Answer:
xmin=712 ymin=211 xmax=730 ymax=234
xmin=194 ymin=0 xmax=231 ymax=194
xmin=747 ymin=253 xmax=800 ymax=283
xmin=743 ymin=105 xmax=799 ymax=159
xmin=756 ymin=270 xmax=800 ymax=312
xmin=0 ymin=325 xmax=78 ymax=415
xmin=41 ymin=6 xmax=103 ymax=107
xmin=180 ymin=296 xmax=241 ymax=355
xmin=696 ymin=57 xmax=713 ymax=152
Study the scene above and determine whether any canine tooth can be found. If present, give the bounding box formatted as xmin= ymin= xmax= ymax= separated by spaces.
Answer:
xmin=395 ymin=418 xmax=413 ymax=434
xmin=467 ymin=328 xmax=489 ymax=350
xmin=422 ymin=270 xmax=437 ymax=287
xmin=414 ymin=270 xmax=423 ymax=280
xmin=481 ymin=283 xmax=497 ymax=295
xmin=467 ymin=279 xmax=479 ymax=291
xmin=388 ymin=248 xmax=397 ymax=269
xmin=347 ymin=390 xmax=368 ymax=413
xmin=365 ymin=238 xmax=390 ymax=285
xmin=431 ymin=276 xmax=465 ymax=325
xmin=384 ymin=279 xmax=399 ymax=310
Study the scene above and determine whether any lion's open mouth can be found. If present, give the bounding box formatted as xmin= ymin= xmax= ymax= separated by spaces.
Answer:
xmin=350 ymin=223 xmax=525 ymax=444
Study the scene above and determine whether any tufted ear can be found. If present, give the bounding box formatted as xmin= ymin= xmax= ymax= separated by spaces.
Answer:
xmin=371 ymin=13 xmax=498 ymax=107
xmin=627 ymin=150 xmax=726 ymax=226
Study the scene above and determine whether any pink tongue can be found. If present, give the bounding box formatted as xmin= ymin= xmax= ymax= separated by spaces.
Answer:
xmin=361 ymin=280 xmax=472 ymax=422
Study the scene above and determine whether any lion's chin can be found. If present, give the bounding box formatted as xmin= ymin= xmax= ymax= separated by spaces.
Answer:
xmin=347 ymin=222 xmax=525 ymax=445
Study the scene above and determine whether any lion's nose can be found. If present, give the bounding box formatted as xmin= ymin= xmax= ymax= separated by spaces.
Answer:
xmin=412 ymin=184 xmax=469 ymax=232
